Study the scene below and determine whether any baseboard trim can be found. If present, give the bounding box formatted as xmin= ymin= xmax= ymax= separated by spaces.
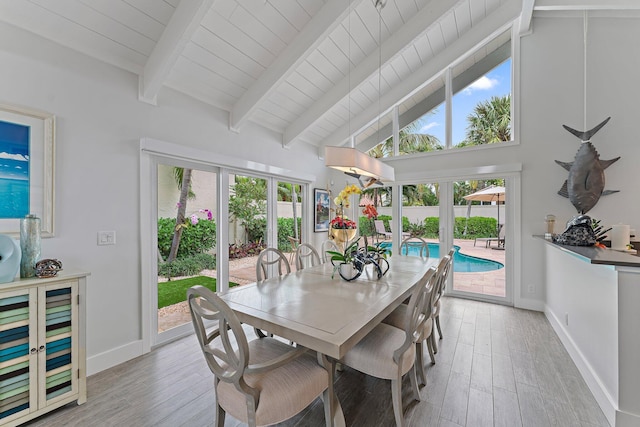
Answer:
xmin=513 ymin=296 xmax=544 ymax=312
xmin=544 ymin=305 xmax=616 ymax=427
xmin=87 ymin=340 xmax=144 ymax=376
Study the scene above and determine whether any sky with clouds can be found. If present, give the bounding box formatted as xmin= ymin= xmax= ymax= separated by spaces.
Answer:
xmin=415 ymin=59 xmax=511 ymax=145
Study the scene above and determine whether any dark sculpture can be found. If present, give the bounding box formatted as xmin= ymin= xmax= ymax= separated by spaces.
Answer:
xmin=555 ymin=117 xmax=619 ymax=214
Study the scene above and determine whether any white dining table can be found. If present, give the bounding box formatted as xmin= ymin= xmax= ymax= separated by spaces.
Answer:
xmin=220 ymin=255 xmax=437 ymax=360
xmin=218 ymin=254 xmax=437 ymax=426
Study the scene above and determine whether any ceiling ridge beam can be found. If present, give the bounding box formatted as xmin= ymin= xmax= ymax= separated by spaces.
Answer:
xmin=520 ymin=0 xmax=535 ymax=35
xmin=283 ymin=0 xmax=462 ymax=148
xmin=228 ymin=0 xmax=359 ymax=133
xmin=320 ymin=0 xmax=521 ymax=150
xmin=534 ymin=0 xmax=640 ymax=10
xmin=138 ymin=0 xmax=214 ymax=105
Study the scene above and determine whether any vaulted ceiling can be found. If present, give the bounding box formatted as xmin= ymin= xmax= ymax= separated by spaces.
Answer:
xmin=0 ymin=0 xmax=539 ymax=149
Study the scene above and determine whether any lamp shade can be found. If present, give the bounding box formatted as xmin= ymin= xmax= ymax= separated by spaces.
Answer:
xmin=324 ymin=146 xmax=394 ymax=183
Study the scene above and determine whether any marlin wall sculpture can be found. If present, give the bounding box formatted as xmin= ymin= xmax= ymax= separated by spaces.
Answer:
xmin=555 ymin=117 xmax=620 ymax=214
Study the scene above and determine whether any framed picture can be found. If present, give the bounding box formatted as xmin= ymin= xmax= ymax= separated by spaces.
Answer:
xmin=314 ymin=188 xmax=330 ymax=232
xmin=0 ymin=104 xmax=55 ymax=237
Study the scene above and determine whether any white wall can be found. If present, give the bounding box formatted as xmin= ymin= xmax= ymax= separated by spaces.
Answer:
xmin=0 ymin=22 xmax=329 ymax=372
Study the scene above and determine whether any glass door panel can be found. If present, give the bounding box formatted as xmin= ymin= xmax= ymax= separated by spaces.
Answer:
xmin=449 ymin=179 xmax=506 ymax=300
xmin=156 ymin=163 xmax=217 ymax=338
xmin=277 ymin=181 xmax=303 ymax=269
xmin=228 ymin=174 xmax=267 ymax=284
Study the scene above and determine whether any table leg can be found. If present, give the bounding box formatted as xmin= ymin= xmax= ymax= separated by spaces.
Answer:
xmin=318 ymin=353 xmax=345 ymax=427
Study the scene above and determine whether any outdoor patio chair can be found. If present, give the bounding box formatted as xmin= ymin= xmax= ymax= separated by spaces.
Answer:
xmin=474 ymin=224 xmax=505 ymax=248
xmin=373 ymin=219 xmax=410 ymax=240
xmin=287 ymin=236 xmax=299 ymax=264
xmin=187 ymin=286 xmax=333 ymax=427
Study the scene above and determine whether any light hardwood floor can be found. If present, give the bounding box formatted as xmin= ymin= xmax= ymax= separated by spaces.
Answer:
xmin=25 ymin=297 xmax=610 ymax=427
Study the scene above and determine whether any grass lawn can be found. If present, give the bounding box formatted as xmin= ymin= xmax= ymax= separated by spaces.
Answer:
xmin=157 ymin=276 xmax=238 ymax=309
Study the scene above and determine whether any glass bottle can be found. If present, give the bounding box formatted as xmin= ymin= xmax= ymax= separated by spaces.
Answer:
xmin=20 ymin=214 xmax=41 ymax=278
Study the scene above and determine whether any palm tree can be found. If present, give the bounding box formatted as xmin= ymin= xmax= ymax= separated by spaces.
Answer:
xmin=167 ymin=168 xmax=192 ymax=263
xmin=465 ymin=95 xmax=511 ymax=145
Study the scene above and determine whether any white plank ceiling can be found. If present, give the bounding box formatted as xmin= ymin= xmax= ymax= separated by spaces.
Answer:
xmin=0 ymin=0 xmax=530 ymax=149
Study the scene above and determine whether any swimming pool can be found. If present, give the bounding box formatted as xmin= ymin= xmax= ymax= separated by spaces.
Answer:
xmin=378 ymin=242 xmax=504 ymax=273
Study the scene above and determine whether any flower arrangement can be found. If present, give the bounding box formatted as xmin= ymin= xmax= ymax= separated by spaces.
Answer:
xmin=331 ymin=184 xmax=361 ymax=229
xmin=330 ymin=216 xmax=357 ymax=229
xmin=362 ymin=204 xmax=377 ymax=219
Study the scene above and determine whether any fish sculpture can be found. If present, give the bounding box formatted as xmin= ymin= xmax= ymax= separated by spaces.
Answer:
xmin=555 ymin=117 xmax=619 ymax=214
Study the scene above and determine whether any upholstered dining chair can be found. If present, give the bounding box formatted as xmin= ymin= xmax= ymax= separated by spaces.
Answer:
xmin=255 ymin=248 xmax=291 ymax=338
xmin=320 ymin=240 xmax=340 ymax=264
xmin=399 ymin=236 xmax=430 ymax=258
xmin=295 ymin=243 xmax=321 ymax=270
xmin=187 ymin=286 xmax=333 ymax=427
xmin=382 ymin=262 xmax=440 ymax=387
xmin=256 ymin=248 xmax=291 ymax=282
xmin=431 ymin=249 xmax=454 ymax=354
xmin=339 ymin=267 xmax=437 ymax=427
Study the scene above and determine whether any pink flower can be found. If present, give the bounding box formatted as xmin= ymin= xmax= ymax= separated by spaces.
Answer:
xmin=199 ymin=209 xmax=213 ymax=220
xmin=190 ymin=214 xmax=199 ymax=225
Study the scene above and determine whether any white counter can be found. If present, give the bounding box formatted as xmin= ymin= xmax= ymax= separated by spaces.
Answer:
xmin=539 ymin=237 xmax=640 ymax=427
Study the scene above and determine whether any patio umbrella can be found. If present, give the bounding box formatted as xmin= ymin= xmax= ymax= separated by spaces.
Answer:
xmin=463 ymin=185 xmax=506 ymax=236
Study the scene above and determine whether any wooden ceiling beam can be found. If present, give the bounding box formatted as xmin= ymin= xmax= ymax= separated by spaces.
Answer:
xmin=138 ymin=0 xmax=214 ymax=105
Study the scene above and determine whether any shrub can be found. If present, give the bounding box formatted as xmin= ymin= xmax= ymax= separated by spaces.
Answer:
xmin=423 ymin=217 xmax=439 ymax=238
xmin=158 ymin=253 xmax=216 ymax=278
xmin=229 ymin=241 xmax=266 ymax=259
xmin=419 ymin=216 xmax=497 ymax=239
xmin=277 ymin=217 xmax=302 ymax=251
xmin=157 ymin=217 xmax=217 ymax=260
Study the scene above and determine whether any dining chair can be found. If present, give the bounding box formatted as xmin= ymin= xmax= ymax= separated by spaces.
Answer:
xmin=399 ymin=236 xmax=430 ymax=258
xmin=320 ymin=240 xmax=340 ymax=264
xmin=187 ymin=286 xmax=333 ymax=427
xmin=340 ymin=267 xmax=437 ymax=427
xmin=295 ymin=243 xmax=321 ymax=270
xmin=256 ymin=248 xmax=291 ymax=281
xmin=431 ymin=249 xmax=454 ymax=354
xmin=382 ymin=262 xmax=440 ymax=387
xmin=255 ymin=248 xmax=291 ymax=338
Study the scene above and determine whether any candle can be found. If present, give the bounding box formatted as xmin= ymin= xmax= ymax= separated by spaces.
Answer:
xmin=610 ymin=224 xmax=630 ymax=250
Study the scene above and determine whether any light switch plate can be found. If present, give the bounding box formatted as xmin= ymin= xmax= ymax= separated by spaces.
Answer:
xmin=97 ymin=231 xmax=116 ymax=245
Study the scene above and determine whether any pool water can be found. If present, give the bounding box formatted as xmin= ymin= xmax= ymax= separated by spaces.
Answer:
xmin=379 ymin=243 xmax=504 ymax=273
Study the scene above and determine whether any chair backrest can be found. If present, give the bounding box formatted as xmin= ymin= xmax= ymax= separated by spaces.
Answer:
xmin=393 ymin=266 xmax=437 ymax=363
xmin=256 ymin=248 xmax=291 ymax=281
xmin=320 ymin=240 xmax=340 ymax=264
xmin=187 ymin=286 xmax=252 ymax=390
xmin=295 ymin=243 xmax=321 ymax=270
xmin=399 ymin=237 xmax=430 ymax=258
xmin=374 ymin=220 xmax=387 ymax=233
xmin=432 ymin=253 xmax=453 ymax=308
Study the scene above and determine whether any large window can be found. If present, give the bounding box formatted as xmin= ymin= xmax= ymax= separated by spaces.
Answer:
xmin=364 ymin=31 xmax=512 ymax=158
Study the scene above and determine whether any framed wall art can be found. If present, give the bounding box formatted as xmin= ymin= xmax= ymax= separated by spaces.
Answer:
xmin=314 ymin=188 xmax=330 ymax=232
xmin=0 ymin=104 xmax=55 ymax=237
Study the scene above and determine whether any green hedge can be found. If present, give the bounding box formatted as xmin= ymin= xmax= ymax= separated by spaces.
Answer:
xmin=277 ymin=217 xmax=302 ymax=252
xmin=158 ymin=253 xmax=216 ymax=279
xmin=360 ymin=216 xmax=497 ymax=239
xmin=157 ymin=217 xmax=217 ymax=259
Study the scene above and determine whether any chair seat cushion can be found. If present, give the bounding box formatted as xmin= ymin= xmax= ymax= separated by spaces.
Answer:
xmin=217 ymin=338 xmax=328 ymax=426
xmin=340 ymin=323 xmax=415 ymax=380
xmin=383 ymin=303 xmax=433 ymax=341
